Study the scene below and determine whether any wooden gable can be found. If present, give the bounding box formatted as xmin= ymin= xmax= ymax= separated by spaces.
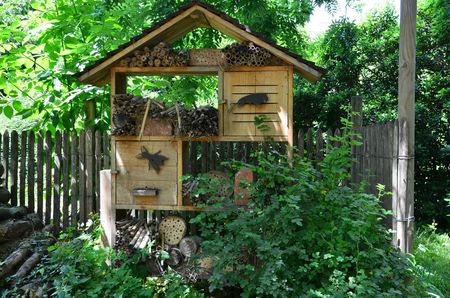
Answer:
xmin=75 ymin=2 xmax=325 ymax=85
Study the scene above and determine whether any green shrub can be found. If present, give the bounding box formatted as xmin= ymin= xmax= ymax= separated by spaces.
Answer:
xmin=18 ymin=218 xmax=204 ymax=298
xmin=191 ymin=122 xmax=422 ymax=297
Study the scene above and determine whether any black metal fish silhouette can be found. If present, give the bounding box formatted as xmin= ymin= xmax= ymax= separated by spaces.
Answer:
xmin=229 ymin=93 xmax=268 ymax=112
xmin=136 ymin=146 xmax=169 ymax=174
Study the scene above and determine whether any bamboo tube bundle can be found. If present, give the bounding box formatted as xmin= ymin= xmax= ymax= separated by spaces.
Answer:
xmin=118 ymin=42 xmax=189 ymax=67
xmin=221 ymin=42 xmax=271 ymax=66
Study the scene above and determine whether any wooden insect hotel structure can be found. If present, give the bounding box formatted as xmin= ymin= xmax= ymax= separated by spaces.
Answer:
xmin=75 ymin=1 xmax=325 ymax=246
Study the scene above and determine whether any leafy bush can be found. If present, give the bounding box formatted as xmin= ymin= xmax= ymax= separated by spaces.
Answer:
xmin=18 ymin=219 xmax=204 ymax=298
xmin=191 ymin=123 xmax=423 ymax=297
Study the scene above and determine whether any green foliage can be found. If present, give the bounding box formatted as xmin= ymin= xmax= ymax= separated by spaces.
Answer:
xmin=410 ymin=224 xmax=450 ymax=297
xmin=191 ymin=121 xmax=422 ymax=297
xmin=296 ymin=0 xmax=449 ymax=228
xmin=3 ymin=218 xmax=203 ymax=297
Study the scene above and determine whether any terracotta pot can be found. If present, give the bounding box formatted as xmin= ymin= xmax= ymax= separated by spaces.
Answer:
xmin=0 ymin=187 xmax=11 ymax=204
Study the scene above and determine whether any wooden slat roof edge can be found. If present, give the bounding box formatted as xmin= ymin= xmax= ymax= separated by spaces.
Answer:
xmin=74 ymin=1 xmax=326 ymax=83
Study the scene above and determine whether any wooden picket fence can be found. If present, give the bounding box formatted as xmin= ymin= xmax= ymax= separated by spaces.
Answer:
xmin=0 ymin=130 xmax=110 ymax=233
xmin=0 ymin=120 xmax=405 ymax=231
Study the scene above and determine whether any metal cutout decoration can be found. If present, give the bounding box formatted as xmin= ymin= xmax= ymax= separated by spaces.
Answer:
xmin=229 ymin=93 xmax=268 ymax=112
xmin=237 ymin=93 xmax=269 ymax=105
xmin=136 ymin=146 xmax=169 ymax=174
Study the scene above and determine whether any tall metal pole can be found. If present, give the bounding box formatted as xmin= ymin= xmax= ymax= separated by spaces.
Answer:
xmin=396 ymin=0 xmax=416 ymax=253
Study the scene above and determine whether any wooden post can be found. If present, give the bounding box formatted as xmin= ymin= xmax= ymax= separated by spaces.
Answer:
xmin=396 ymin=0 xmax=416 ymax=253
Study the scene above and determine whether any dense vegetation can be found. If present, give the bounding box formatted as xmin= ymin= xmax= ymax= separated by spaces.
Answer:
xmin=2 ymin=219 xmax=205 ymax=297
xmin=295 ymin=0 xmax=449 ymax=228
xmin=0 ymin=0 xmax=448 ymax=296
xmin=191 ymin=123 xmax=426 ymax=297
xmin=1 ymin=0 xmax=447 ymax=228
xmin=3 ymin=127 xmax=445 ymax=297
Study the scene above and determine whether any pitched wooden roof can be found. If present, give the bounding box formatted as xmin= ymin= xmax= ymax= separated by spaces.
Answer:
xmin=75 ymin=1 xmax=325 ymax=85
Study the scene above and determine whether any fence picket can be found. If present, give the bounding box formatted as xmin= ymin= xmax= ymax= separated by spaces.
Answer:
xmin=79 ymin=130 xmax=86 ymax=224
xmin=297 ymin=129 xmax=304 ymax=159
xmin=27 ymin=132 xmax=35 ymax=213
xmin=10 ymin=131 xmax=18 ymax=207
xmin=54 ymin=131 xmax=62 ymax=234
xmin=95 ymin=130 xmax=101 ymax=212
xmin=306 ymin=128 xmax=313 ymax=160
xmin=315 ymin=129 xmax=323 ymax=163
xmin=62 ymin=132 xmax=70 ymax=228
xmin=36 ymin=133 xmax=44 ymax=220
xmin=2 ymin=131 xmax=9 ymax=189
xmin=71 ymin=132 xmax=78 ymax=226
xmin=19 ymin=131 xmax=27 ymax=207
xmin=45 ymin=132 xmax=52 ymax=225
xmin=209 ymin=141 xmax=216 ymax=170
xmin=190 ymin=141 xmax=197 ymax=175
xmin=86 ymin=129 xmax=94 ymax=218
xmin=103 ymin=132 xmax=110 ymax=169
xmin=201 ymin=142 xmax=208 ymax=173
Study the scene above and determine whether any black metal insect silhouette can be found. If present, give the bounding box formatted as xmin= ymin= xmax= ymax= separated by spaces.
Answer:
xmin=136 ymin=146 xmax=169 ymax=174
xmin=229 ymin=93 xmax=268 ymax=112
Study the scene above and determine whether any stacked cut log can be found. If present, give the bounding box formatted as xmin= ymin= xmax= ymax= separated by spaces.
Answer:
xmin=119 ymin=42 xmax=188 ymax=67
xmin=112 ymin=94 xmax=147 ymax=136
xmin=112 ymin=94 xmax=218 ymax=137
xmin=151 ymin=104 xmax=218 ymax=137
xmin=0 ymin=224 xmax=54 ymax=290
xmin=114 ymin=218 xmax=154 ymax=255
xmin=0 ymin=205 xmax=44 ymax=244
xmin=222 ymin=42 xmax=271 ymax=66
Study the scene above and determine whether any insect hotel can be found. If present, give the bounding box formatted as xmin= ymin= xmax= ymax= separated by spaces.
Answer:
xmin=76 ymin=2 xmax=325 ymax=247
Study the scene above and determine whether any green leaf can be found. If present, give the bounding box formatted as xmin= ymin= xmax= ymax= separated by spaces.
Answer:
xmin=3 ymin=106 xmax=14 ymax=119
xmin=12 ymin=100 xmax=23 ymax=112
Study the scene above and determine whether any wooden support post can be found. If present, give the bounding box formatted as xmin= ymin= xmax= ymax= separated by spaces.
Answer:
xmin=110 ymin=71 xmax=127 ymax=222
xmin=396 ymin=0 xmax=416 ymax=253
xmin=100 ymin=170 xmax=115 ymax=247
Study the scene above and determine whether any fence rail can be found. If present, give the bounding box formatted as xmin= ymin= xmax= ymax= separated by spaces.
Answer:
xmin=0 ymin=120 xmax=404 ymax=231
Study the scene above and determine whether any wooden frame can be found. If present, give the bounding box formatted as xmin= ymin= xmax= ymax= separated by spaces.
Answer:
xmin=89 ymin=2 xmax=316 ymax=246
xmin=109 ymin=65 xmax=293 ymax=212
